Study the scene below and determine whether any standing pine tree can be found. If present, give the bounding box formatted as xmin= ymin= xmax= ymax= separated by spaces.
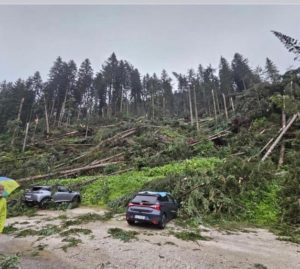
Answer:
xmin=231 ymin=53 xmax=255 ymax=91
xmin=265 ymin=57 xmax=280 ymax=83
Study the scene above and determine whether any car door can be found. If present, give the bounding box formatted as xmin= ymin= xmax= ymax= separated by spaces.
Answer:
xmin=53 ymin=186 xmax=69 ymax=202
xmin=167 ymin=195 xmax=178 ymax=218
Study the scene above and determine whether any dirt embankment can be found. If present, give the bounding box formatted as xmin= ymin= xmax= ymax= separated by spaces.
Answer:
xmin=1 ymin=207 xmax=300 ymax=269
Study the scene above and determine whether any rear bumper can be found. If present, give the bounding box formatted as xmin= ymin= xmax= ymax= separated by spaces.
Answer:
xmin=126 ymin=212 xmax=162 ymax=225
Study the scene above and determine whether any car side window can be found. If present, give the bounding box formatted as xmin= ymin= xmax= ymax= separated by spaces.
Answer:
xmin=167 ymin=195 xmax=174 ymax=203
xmin=159 ymin=196 xmax=168 ymax=202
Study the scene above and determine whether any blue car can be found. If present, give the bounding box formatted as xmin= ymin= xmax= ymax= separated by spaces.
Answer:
xmin=126 ymin=191 xmax=179 ymax=229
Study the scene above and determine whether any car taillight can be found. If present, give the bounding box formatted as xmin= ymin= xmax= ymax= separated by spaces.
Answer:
xmin=150 ymin=203 xmax=160 ymax=211
xmin=128 ymin=202 xmax=135 ymax=207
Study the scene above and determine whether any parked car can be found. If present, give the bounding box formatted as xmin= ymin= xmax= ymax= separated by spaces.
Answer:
xmin=23 ymin=185 xmax=81 ymax=208
xmin=126 ymin=191 xmax=179 ymax=229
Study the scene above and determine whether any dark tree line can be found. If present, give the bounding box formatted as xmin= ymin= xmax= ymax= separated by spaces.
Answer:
xmin=0 ymin=51 xmax=281 ymax=133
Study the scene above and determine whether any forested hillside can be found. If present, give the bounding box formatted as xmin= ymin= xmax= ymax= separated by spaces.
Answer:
xmin=1 ymin=31 xmax=300 ymax=243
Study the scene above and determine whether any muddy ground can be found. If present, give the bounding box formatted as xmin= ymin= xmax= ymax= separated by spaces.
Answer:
xmin=1 ymin=207 xmax=299 ymax=269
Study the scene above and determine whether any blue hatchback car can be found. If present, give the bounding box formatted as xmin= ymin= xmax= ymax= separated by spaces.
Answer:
xmin=126 ymin=191 xmax=179 ymax=229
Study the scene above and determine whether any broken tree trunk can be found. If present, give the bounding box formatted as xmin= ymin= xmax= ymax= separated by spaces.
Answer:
xmin=222 ymin=93 xmax=229 ymax=121
xmin=212 ymin=89 xmax=217 ymax=123
xmin=278 ymin=94 xmax=287 ymax=167
xmin=230 ymin=97 xmax=235 ymax=113
xmin=44 ymin=96 xmax=50 ymax=137
xmin=31 ymin=116 xmax=39 ymax=144
xmin=188 ymin=85 xmax=194 ymax=125
xmin=22 ymin=122 xmax=30 ymax=152
xmin=261 ymin=113 xmax=298 ymax=162
xmin=193 ymin=85 xmax=199 ymax=131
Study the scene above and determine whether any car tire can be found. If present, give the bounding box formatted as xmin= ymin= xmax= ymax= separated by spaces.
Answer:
xmin=25 ymin=201 xmax=34 ymax=207
xmin=127 ymin=220 xmax=135 ymax=226
xmin=71 ymin=196 xmax=81 ymax=208
xmin=39 ymin=197 xmax=51 ymax=209
xmin=158 ymin=213 xmax=167 ymax=229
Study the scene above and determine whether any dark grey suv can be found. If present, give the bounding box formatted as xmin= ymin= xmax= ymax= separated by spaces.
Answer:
xmin=126 ymin=191 xmax=179 ymax=229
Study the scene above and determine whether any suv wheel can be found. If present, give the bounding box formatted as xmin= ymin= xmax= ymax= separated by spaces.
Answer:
xmin=71 ymin=196 xmax=81 ymax=208
xmin=127 ymin=220 xmax=135 ymax=226
xmin=39 ymin=197 xmax=51 ymax=209
xmin=158 ymin=214 xmax=167 ymax=229
xmin=25 ymin=201 xmax=34 ymax=207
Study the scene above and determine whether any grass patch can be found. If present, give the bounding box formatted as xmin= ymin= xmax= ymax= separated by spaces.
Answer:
xmin=62 ymin=212 xmax=113 ymax=228
xmin=170 ymin=230 xmax=210 ymax=241
xmin=0 ymin=255 xmax=20 ymax=269
xmin=61 ymin=237 xmax=82 ymax=252
xmin=271 ymin=223 xmax=300 ymax=244
xmin=38 ymin=225 xmax=62 ymax=237
xmin=2 ymin=225 xmax=18 ymax=234
xmin=108 ymin=228 xmax=138 ymax=242
xmin=16 ymin=228 xmax=38 ymax=237
xmin=60 ymin=228 xmax=92 ymax=237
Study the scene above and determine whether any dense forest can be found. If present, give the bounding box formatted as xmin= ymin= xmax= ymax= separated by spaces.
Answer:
xmin=0 ymin=38 xmax=286 ymax=133
xmin=1 ymin=31 xmax=300 ymax=243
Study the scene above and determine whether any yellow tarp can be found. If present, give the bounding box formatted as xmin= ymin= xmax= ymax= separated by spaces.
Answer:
xmin=0 ymin=198 xmax=7 ymax=233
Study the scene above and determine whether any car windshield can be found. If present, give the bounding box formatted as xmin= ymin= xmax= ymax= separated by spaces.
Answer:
xmin=31 ymin=186 xmax=50 ymax=191
xmin=132 ymin=195 xmax=157 ymax=204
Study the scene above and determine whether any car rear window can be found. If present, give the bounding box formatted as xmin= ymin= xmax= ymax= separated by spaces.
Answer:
xmin=131 ymin=195 xmax=158 ymax=204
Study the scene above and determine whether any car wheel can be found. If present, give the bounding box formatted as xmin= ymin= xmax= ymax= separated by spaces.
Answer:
xmin=39 ymin=197 xmax=51 ymax=209
xmin=158 ymin=213 xmax=167 ymax=229
xmin=25 ymin=201 xmax=34 ymax=207
xmin=127 ymin=220 xmax=135 ymax=226
xmin=70 ymin=196 xmax=80 ymax=208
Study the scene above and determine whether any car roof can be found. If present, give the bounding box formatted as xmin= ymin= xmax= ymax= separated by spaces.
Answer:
xmin=137 ymin=191 xmax=170 ymax=197
xmin=31 ymin=185 xmax=51 ymax=188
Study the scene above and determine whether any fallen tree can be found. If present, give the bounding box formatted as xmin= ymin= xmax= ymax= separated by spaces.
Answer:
xmin=18 ymin=161 xmax=123 ymax=183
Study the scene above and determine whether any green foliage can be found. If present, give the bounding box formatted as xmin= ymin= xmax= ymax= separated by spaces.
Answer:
xmin=81 ymin=157 xmax=219 ymax=206
xmin=170 ymin=230 xmax=210 ymax=241
xmin=108 ymin=228 xmax=138 ymax=242
xmin=280 ymin=153 xmax=300 ymax=224
xmin=60 ymin=228 xmax=92 ymax=237
xmin=0 ymin=255 xmax=20 ymax=269
xmin=61 ymin=237 xmax=82 ymax=252
xmin=241 ymin=181 xmax=281 ymax=225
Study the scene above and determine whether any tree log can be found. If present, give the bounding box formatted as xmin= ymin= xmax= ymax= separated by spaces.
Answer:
xmin=261 ymin=113 xmax=298 ymax=162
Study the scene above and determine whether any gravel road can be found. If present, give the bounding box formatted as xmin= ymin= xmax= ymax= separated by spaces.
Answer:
xmin=1 ymin=207 xmax=299 ymax=269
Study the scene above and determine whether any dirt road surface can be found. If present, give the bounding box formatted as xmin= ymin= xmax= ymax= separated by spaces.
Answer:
xmin=1 ymin=207 xmax=299 ymax=269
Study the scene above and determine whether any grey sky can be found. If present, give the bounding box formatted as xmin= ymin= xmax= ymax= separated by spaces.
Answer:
xmin=0 ymin=5 xmax=299 ymax=83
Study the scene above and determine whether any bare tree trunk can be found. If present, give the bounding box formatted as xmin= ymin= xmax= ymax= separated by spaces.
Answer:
xmin=58 ymin=87 xmax=69 ymax=127
xmin=163 ymin=96 xmax=166 ymax=119
xmin=11 ymin=97 xmax=25 ymax=146
xmin=188 ymin=86 xmax=194 ymax=125
xmin=44 ymin=96 xmax=50 ymax=137
xmin=278 ymin=94 xmax=287 ymax=167
xmin=215 ymin=91 xmax=221 ymax=115
xmin=193 ymin=86 xmax=199 ymax=131
xmin=212 ymin=89 xmax=217 ymax=123
xmin=22 ymin=122 xmax=30 ymax=152
xmin=222 ymin=93 xmax=229 ymax=121
xmin=120 ymin=85 xmax=123 ymax=115
xmin=151 ymin=89 xmax=155 ymax=120
xmin=17 ymin=98 xmax=25 ymax=121
xmin=262 ymin=113 xmax=298 ymax=162
xmin=230 ymin=97 xmax=235 ymax=112
xmin=31 ymin=116 xmax=39 ymax=144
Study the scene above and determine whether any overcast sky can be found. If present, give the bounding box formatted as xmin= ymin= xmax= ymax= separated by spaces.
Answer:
xmin=0 ymin=5 xmax=299 ymax=82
